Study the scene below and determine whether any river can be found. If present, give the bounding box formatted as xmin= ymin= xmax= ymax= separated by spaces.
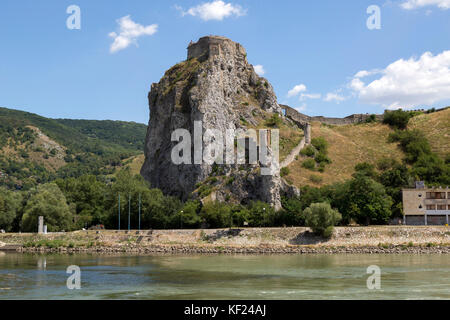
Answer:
xmin=0 ymin=253 xmax=449 ymax=299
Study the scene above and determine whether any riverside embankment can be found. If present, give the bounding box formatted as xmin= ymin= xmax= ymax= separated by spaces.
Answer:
xmin=1 ymin=226 xmax=450 ymax=254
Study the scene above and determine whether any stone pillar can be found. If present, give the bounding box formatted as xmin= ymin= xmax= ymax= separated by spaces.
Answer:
xmin=305 ymin=124 xmax=311 ymax=145
xmin=424 ymin=213 xmax=428 ymax=226
xmin=446 ymin=214 xmax=449 ymax=225
xmin=38 ymin=216 xmax=44 ymax=234
xmin=403 ymin=215 xmax=406 ymax=225
xmin=43 ymin=225 xmax=47 ymax=235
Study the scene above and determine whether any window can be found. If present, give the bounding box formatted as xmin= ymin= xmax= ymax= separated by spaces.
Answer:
xmin=426 ymin=205 xmax=436 ymax=210
xmin=426 ymin=192 xmax=446 ymax=199
xmin=418 ymin=194 xmax=422 ymax=198
xmin=437 ymin=205 xmax=447 ymax=210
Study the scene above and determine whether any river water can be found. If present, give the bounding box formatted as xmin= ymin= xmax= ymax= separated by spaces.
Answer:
xmin=0 ymin=253 xmax=449 ymax=299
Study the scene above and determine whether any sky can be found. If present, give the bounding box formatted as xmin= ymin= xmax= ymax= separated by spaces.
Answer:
xmin=0 ymin=0 xmax=450 ymax=124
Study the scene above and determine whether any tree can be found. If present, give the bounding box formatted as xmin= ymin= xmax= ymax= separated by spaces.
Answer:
xmin=171 ymin=200 xmax=202 ymax=229
xmin=413 ymin=154 xmax=450 ymax=186
xmin=109 ymin=169 xmax=164 ymax=229
xmin=280 ymin=196 xmax=304 ymax=226
xmin=0 ymin=188 xmax=23 ymax=232
xmin=340 ymin=173 xmax=393 ymax=225
xmin=303 ymin=202 xmax=341 ymax=237
xmin=247 ymin=201 xmax=276 ymax=227
xmin=55 ymin=175 xmax=107 ymax=228
xmin=231 ymin=205 xmax=251 ymax=227
xmin=21 ymin=183 xmax=73 ymax=232
xmin=200 ymin=201 xmax=233 ymax=228
xmin=378 ymin=162 xmax=413 ymax=218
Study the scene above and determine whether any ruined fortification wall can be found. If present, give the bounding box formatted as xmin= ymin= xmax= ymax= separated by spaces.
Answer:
xmin=187 ymin=36 xmax=247 ymax=61
xmin=281 ymin=104 xmax=383 ymax=127
xmin=281 ymin=105 xmax=311 ymax=144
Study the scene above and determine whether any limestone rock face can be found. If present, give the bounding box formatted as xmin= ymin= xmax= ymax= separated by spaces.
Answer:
xmin=141 ymin=36 xmax=294 ymax=209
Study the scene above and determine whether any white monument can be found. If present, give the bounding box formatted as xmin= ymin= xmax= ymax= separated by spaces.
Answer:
xmin=38 ymin=216 xmax=44 ymax=234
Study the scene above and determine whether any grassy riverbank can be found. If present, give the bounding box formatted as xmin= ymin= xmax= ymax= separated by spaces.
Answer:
xmin=1 ymin=226 xmax=450 ymax=254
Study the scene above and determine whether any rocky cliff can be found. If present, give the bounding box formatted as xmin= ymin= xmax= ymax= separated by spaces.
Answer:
xmin=141 ymin=36 xmax=299 ymax=209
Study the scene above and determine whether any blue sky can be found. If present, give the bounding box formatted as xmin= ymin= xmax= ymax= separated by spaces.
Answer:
xmin=1 ymin=0 xmax=450 ymax=124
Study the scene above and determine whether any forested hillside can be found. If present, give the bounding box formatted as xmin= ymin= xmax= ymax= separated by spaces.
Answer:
xmin=0 ymin=107 xmax=147 ymax=189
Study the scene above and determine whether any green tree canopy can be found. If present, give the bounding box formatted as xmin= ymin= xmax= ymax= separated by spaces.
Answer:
xmin=21 ymin=183 xmax=73 ymax=232
xmin=0 ymin=188 xmax=23 ymax=232
xmin=303 ymin=202 xmax=341 ymax=237
xmin=339 ymin=173 xmax=393 ymax=225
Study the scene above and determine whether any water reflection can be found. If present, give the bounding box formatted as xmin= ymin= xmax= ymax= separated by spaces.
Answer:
xmin=0 ymin=253 xmax=449 ymax=300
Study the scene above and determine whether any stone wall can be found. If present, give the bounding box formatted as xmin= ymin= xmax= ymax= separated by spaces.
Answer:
xmin=281 ymin=105 xmax=311 ymax=144
xmin=281 ymin=104 xmax=383 ymax=127
xmin=187 ymin=35 xmax=247 ymax=61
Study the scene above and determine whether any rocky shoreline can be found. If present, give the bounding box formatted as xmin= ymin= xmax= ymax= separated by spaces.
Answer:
xmin=1 ymin=226 xmax=449 ymax=255
xmin=16 ymin=243 xmax=450 ymax=255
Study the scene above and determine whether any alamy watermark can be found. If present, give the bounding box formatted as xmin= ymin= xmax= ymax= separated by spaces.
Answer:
xmin=66 ymin=5 xmax=81 ymax=30
xmin=171 ymin=122 xmax=280 ymax=176
xmin=366 ymin=265 xmax=381 ymax=290
xmin=66 ymin=265 xmax=81 ymax=290
xmin=367 ymin=5 xmax=381 ymax=30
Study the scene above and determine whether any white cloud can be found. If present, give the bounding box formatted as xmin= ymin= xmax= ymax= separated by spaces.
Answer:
xmin=350 ymin=78 xmax=365 ymax=91
xmin=300 ymin=93 xmax=321 ymax=101
xmin=350 ymin=50 xmax=450 ymax=109
xmin=294 ymin=104 xmax=307 ymax=112
xmin=254 ymin=65 xmax=265 ymax=76
xmin=109 ymin=16 xmax=158 ymax=53
xmin=401 ymin=0 xmax=450 ymax=10
xmin=324 ymin=92 xmax=347 ymax=103
xmin=287 ymin=84 xmax=307 ymax=98
xmin=177 ymin=1 xmax=246 ymax=21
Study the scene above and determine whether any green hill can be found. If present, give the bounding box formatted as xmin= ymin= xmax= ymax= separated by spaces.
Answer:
xmin=0 ymin=107 xmax=147 ymax=188
xmin=284 ymin=108 xmax=449 ymax=188
xmin=55 ymin=119 xmax=146 ymax=152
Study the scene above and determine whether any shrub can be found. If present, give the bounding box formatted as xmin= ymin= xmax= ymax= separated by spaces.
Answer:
xmin=300 ymin=145 xmax=316 ymax=157
xmin=388 ymin=129 xmax=432 ymax=163
xmin=311 ymin=137 xmax=328 ymax=153
xmin=315 ymin=151 xmax=331 ymax=165
xmin=265 ymin=113 xmax=282 ymax=128
xmin=365 ymin=114 xmax=377 ymax=123
xmin=303 ymin=202 xmax=341 ymax=237
xmin=383 ymin=109 xmax=412 ymax=129
xmin=309 ymin=174 xmax=323 ymax=184
xmin=280 ymin=167 xmax=290 ymax=177
xmin=388 ymin=129 xmax=449 ymax=185
xmin=198 ymin=185 xmax=213 ymax=198
xmin=226 ymin=176 xmax=235 ymax=185
xmin=354 ymin=162 xmax=377 ymax=178
xmin=302 ymin=158 xmax=316 ymax=171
